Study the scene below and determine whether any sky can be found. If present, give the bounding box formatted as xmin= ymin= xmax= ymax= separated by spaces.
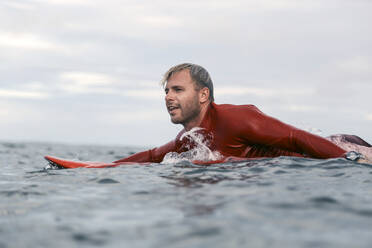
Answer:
xmin=0 ymin=0 xmax=371 ymax=147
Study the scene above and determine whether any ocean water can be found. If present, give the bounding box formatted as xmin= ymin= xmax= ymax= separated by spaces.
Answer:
xmin=1 ymin=141 xmax=372 ymax=248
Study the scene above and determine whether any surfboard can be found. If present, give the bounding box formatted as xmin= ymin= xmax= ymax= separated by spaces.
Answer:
xmin=44 ymin=155 xmax=251 ymax=169
xmin=44 ymin=155 xmax=144 ymax=169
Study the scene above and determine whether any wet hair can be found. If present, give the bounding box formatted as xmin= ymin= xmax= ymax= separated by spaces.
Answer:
xmin=161 ymin=63 xmax=214 ymax=102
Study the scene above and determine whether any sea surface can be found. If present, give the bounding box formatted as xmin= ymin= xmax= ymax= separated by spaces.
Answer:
xmin=1 ymin=141 xmax=372 ymax=248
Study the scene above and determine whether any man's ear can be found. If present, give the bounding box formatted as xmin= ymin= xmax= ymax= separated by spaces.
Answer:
xmin=199 ymin=87 xmax=210 ymax=104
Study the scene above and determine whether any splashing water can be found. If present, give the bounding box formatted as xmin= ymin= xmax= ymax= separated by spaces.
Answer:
xmin=162 ymin=127 xmax=223 ymax=164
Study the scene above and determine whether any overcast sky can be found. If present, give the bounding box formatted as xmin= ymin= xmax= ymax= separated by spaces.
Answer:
xmin=0 ymin=0 xmax=371 ymax=147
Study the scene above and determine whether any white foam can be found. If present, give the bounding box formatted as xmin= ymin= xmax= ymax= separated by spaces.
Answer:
xmin=161 ymin=127 xmax=223 ymax=164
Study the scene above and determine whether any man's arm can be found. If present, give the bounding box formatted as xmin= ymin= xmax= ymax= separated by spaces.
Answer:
xmin=113 ymin=140 xmax=177 ymax=163
xmin=239 ymin=106 xmax=346 ymax=159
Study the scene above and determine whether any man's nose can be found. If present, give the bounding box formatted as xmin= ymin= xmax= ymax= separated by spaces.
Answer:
xmin=165 ymin=91 xmax=174 ymax=102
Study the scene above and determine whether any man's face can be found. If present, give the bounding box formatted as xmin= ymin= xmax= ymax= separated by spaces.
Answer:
xmin=165 ymin=69 xmax=201 ymax=126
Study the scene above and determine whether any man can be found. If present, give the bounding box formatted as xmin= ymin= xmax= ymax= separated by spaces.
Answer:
xmin=115 ymin=63 xmax=371 ymax=164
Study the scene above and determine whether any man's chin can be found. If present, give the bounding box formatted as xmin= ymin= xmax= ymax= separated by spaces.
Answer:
xmin=170 ymin=116 xmax=182 ymax=124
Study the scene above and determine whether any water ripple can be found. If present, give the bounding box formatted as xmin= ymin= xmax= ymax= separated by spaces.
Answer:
xmin=2 ymin=141 xmax=372 ymax=248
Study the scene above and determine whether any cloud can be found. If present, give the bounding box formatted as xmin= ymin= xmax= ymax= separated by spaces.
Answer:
xmin=33 ymin=0 xmax=92 ymax=5
xmin=336 ymin=56 xmax=372 ymax=75
xmin=1 ymin=1 xmax=35 ymax=10
xmin=104 ymin=109 xmax=166 ymax=124
xmin=138 ymin=15 xmax=182 ymax=28
xmin=0 ymin=89 xmax=49 ymax=99
xmin=57 ymin=72 xmax=163 ymax=97
xmin=366 ymin=114 xmax=372 ymax=121
xmin=0 ymin=32 xmax=59 ymax=50
xmin=215 ymin=87 xmax=315 ymax=97
xmin=228 ymin=0 xmax=319 ymax=11
xmin=286 ymin=104 xmax=320 ymax=112
xmin=60 ymin=72 xmax=115 ymax=86
xmin=121 ymin=89 xmax=162 ymax=99
xmin=58 ymin=71 xmax=117 ymax=94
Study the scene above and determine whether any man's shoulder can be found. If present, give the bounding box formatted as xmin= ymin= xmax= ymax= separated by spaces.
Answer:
xmin=210 ymin=103 xmax=264 ymax=133
xmin=214 ymin=103 xmax=261 ymax=113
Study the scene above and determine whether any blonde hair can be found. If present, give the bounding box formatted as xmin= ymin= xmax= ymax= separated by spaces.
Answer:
xmin=161 ymin=63 xmax=214 ymax=102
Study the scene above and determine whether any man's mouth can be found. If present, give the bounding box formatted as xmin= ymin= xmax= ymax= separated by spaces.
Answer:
xmin=167 ymin=105 xmax=179 ymax=114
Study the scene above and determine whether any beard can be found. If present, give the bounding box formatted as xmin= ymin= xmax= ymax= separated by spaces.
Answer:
xmin=170 ymin=95 xmax=201 ymax=126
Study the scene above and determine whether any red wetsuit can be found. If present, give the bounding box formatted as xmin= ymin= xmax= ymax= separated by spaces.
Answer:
xmin=115 ymin=102 xmax=346 ymax=163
